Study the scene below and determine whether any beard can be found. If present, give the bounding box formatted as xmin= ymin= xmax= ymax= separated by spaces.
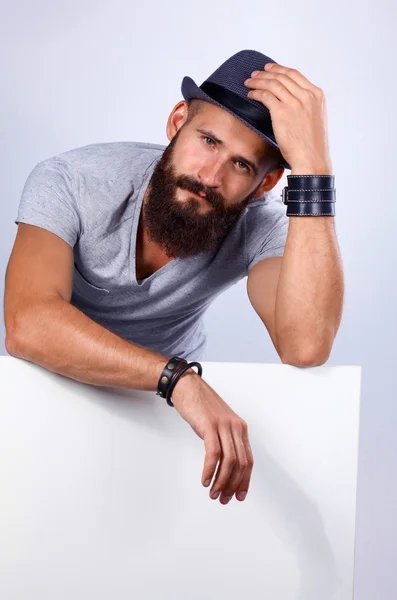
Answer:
xmin=142 ymin=129 xmax=263 ymax=258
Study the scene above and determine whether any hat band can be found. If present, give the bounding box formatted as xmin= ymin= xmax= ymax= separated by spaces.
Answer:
xmin=200 ymin=81 xmax=276 ymax=145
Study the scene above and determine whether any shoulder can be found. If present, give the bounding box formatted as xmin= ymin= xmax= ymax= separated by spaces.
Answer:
xmin=39 ymin=140 xmax=166 ymax=182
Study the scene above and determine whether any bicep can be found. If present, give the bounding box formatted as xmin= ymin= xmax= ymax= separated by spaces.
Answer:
xmin=4 ymin=223 xmax=74 ymax=337
xmin=246 ymin=256 xmax=283 ymax=355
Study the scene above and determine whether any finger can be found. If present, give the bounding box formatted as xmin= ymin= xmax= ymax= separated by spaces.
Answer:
xmin=209 ymin=423 xmax=237 ymax=500
xmin=236 ymin=425 xmax=254 ymax=501
xmin=246 ymin=87 xmax=280 ymax=112
xmin=202 ymin=428 xmax=221 ymax=488
xmin=246 ymin=77 xmax=294 ymax=104
xmin=264 ymin=63 xmax=316 ymax=91
xmin=246 ymin=72 xmax=307 ymax=103
xmin=219 ymin=421 xmax=249 ymax=504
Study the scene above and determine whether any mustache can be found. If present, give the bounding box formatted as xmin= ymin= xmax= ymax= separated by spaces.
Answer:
xmin=175 ymin=175 xmax=224 ymax=210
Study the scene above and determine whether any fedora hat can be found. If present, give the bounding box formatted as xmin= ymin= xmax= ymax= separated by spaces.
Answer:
xmin=181 ymin=49 xmax=291 ymax=170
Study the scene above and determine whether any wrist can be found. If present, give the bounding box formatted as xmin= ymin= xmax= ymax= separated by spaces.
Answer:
xmin=171 ymin=367 xmax=201 ymax=399
xmin=290 ymin=165 xmax=333 ymax=175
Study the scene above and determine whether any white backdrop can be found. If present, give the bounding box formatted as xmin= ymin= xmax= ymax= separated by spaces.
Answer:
xmin=0 ymin=357 xmax=361 ymax=600
xmin=0 ymin=2 xmax=396 ymax=599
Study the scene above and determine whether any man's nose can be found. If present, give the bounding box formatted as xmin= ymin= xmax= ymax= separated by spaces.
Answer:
xmin=197 ymin=160 xmax=223 ymax=188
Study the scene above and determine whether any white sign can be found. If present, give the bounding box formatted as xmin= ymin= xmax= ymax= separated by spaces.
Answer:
xmin=0 ymin=357 xmax=361 ymax=600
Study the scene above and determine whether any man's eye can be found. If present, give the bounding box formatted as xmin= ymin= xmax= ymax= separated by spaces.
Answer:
xmin=203 ymin=137 xmax=249 ymax=172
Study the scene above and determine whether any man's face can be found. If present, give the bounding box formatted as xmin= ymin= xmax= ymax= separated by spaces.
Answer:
xmin=143 ymin=101 xmax=270 ymax=258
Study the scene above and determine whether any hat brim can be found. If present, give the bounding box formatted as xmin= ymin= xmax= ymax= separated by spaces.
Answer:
xmin=181 ymin=75 xmax=290 ymax=170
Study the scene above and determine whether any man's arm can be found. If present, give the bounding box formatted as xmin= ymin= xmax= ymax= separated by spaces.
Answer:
xmin=246 ymin=256 xmax=283 ymax=359
xmin=4 ymin=224 xmax=173 ymax=390
xmin=4 ymin=224 xmax=254 ymax=504
xmin=6 ymin=293 xmax=172 ymax=391
xmin=247 ymin=217 xmax=344 ymax=366
xmin=245 ymin=61 xmax=344 ymax=365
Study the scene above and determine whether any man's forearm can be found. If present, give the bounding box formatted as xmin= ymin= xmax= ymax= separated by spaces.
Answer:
xmin=275 ymin=216 xmax=344 ymax=363
xmin=6 ymin=296 xmax=176 ymax=391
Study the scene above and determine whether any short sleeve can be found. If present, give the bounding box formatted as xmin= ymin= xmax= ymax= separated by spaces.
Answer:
xmin=14 ymin=158 xmax=82 ymax=248
xmin=246 ymin=192 xmax=289 ymax=272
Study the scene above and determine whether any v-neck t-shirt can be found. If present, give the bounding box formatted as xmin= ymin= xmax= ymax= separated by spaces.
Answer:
xmin=14 ymin=141 xmax=289 ymax=361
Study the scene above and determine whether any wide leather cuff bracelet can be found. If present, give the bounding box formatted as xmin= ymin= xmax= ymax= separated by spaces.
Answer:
xmin=281 ymin=174 xmax=336 ymax=217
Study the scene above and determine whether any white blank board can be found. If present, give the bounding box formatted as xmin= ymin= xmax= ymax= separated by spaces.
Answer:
xmin=0 ymin=356 xmax=361 ymax=600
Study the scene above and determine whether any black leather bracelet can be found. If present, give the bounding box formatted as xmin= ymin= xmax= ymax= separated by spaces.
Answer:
xmin=287 ymin=174 xmax=335 ymax=189
xmin=281 ymin=174 xmax=336 ymax=217
xmin=156 ymin=356 xmax=187 ymax=400
xmin=165 ymin=361 xmax=203 ymax=408
xmin=286 ymin=201 xmax=335 ymax=216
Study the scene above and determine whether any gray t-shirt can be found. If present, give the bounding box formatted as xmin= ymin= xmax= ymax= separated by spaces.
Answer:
xmin=15 ymin=141 xmax=289 ymax=360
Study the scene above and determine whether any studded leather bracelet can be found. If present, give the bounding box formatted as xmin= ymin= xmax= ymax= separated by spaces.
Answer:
xmin=156 ymin=356 xmax=203 ymax=408
xmin=156 ymin=356 xmax=187 ymax=401
xmin=165 ymin=361 xmax=203 ymax=407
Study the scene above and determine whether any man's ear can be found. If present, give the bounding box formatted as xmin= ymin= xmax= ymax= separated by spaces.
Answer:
xmin=252 ymin=166 xmax=285 ymax=199
xmin=166 ymin=101 xmax=189 ymax=142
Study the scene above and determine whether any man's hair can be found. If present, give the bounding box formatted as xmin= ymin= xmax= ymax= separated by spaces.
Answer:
xmin=185 ymin=98 xmax=206 ymax=124
xmin=185 ymin=98 xmax=283 ymax=175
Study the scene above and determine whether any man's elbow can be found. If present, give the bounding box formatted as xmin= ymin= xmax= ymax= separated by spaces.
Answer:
xmin=279 ymin=346 xmax=331 ymax=367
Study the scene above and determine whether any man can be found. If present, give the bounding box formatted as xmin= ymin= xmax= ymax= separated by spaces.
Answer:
xmin=4 ymin=49 xmax=344 ymax=507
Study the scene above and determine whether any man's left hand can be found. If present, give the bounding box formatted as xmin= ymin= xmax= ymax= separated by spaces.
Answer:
xmin=244 ymin=62 xmax=332 ymax=173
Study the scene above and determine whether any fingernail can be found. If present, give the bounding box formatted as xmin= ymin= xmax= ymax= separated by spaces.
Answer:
xmin=251 ymin=70 xmax=259 ymax=76
xmin=222 ymin=496 xmax=232 ymax=504
xmin=238 ymin=491 xmax=247 ymax=500
xmin=204 ymin=479 xmax=211 ymax=486
xmin=212 ymin=491 xmax=220 ymax=499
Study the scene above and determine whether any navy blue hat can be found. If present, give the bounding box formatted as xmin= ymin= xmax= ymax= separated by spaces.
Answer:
xmin=181 ymin=49 xmax=291 ymax=170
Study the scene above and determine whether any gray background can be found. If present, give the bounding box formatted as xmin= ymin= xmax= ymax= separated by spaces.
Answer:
xmin=1 ymin=1 xmax=396 ymax=598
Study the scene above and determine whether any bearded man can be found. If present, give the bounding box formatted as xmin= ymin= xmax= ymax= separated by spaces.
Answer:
xmin=4 ymin=49 xmax=344 ymax=506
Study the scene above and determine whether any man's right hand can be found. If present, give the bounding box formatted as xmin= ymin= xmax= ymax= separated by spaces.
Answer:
xmin=171 ymin=369 xmax=254 ymax=505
